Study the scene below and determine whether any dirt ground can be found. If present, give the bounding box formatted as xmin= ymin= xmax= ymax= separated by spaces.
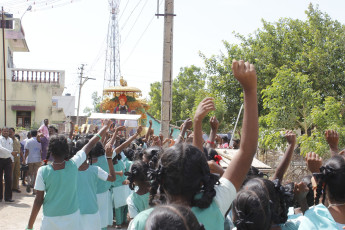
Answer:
xmin=0 ymin=183 xmax=127 ymax=230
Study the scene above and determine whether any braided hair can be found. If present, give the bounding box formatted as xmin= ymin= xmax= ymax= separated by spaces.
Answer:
xmin=124 ymin=160 xmax=149 ymax=190
xmin=145 ymin=204 xmax=205 ymax=230
xmin=236 ymin=178 xmax=291 ymax=228
xmin=314 ymin=155 xmax=345 ymax=205
xmin=233 ymin=180 xmax=272 ymax=230
xmin=143 ymin=147 xmax=162 ymax=169
xmin=148 ymin=143 xmax=219 ymax=209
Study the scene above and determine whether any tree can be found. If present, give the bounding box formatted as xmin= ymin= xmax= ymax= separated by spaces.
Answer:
xmin=202 ymin=4 xmax=345 ymax=120
xmin=148 ymin=65 xmax=208 ymax=125
xmin=147 ymin=81 xmax=162 ymax=119
xmin=83 ymin=91 xmax=101 ymax=116
xmin=261 ymin=67 xmax=320 ymax=134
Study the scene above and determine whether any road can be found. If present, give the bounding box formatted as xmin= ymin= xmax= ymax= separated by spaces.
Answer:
xmin=0 ymin=183 xmax=126 ymax=230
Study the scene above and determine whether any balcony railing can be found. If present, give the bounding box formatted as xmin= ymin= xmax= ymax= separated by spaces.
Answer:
xmin=11 ymin=69 xmax=63 ymax=84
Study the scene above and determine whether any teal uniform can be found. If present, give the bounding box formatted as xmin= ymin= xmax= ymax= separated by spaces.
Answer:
xmin=298 ymin=204 xmax=345 ymax=229
xmin=129 ymin=195 xmax=225 ymax=230
xmin=93 ymin=155 xmax=111 ymax=194
xmin=41 ymin=160 xmax=79 ymax=217
xmin=77 ymin=166 xmax=101 ymax=214
xmin=113 ymin=160 xmax=128 ymax=226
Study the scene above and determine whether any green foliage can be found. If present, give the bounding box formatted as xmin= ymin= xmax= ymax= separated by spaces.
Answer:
xmin=148 ymin=4 xmax=345 ymax=157
xmin=298 ymin=97 xmax=345 ymax=156
xmin=147 ymin=82 xmax=162 ymax=119
xmin=83 ymin=91 xmax=101 ymax=116
xmin=262 ymin=67 xmax=320 ymax=133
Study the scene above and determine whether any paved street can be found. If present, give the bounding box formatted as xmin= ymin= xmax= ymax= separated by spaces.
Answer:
xmin=0 ymin=184 xmax=126 ymax=230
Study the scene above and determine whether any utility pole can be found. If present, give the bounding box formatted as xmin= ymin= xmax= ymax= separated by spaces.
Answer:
xmin=2 ymin=7 xmax=7 ymax=126
xmin=159 ymin=0 xmax=175 ymax=138
xmin=76 ymin=64 xmax=95 ymax=127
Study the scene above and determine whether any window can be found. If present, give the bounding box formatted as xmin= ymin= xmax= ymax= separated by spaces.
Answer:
xmin=16 ymin=111 xmax=31 ymax=128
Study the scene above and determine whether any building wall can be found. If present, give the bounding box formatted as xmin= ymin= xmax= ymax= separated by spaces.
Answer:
xmin=52 ymin=95 xmax=75 ymax=117
xmin=1 ymin=80 xmax=66 ymax=128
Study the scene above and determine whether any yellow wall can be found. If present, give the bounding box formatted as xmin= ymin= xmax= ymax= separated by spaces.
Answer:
xmin=2 ymin=81 xmax=66 ymax=128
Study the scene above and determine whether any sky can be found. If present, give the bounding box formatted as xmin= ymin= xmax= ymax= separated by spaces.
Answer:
xmin=3 ymin=0 xmax=345 ymax=115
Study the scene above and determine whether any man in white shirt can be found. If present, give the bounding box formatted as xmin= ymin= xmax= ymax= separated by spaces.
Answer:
xmin=0 ymin=127 xmax=15 ymax=202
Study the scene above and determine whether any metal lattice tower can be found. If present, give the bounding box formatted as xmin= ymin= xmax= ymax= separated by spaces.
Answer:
xmin=103 ymin=0 xmax=121 ymax=88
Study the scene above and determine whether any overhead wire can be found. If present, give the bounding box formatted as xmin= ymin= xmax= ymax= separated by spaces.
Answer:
xmin=121 ymin=0 xmax=149 ymax=46
xmin=120 ymin=0 xmax=141 ymax=31
xmin=118 ymin=0 xmax=129 ymax=21
xmin=122 ymin=0 xmax=163 ymax=65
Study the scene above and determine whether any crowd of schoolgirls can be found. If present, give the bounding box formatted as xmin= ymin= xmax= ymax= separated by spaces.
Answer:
xmin=26 ymin=60 xmax=345 ymax=230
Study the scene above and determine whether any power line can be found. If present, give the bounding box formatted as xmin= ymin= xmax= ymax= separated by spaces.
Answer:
xmin=121 ymin=0 xmax=149 ymax=46
xmin=122 ymin=0 xmax=163 ymax=65
xmin=119 ymin=0 xmax=129 ymax=21
xmin=120 ymin=0 xmax=142 ymax=31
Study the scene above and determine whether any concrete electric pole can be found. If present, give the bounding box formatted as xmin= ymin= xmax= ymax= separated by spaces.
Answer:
xmin=159 ymin=0 xmax=175 ymax=138
xmin=76 ymin=64 xmax=95 ymax=127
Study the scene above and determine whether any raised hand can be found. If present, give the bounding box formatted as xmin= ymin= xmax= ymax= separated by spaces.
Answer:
xmin=232 ymin=60 xmax=257 ymax=92
xmin=183 ymin=118 xmax=193 ymax=130
xmin=306 ymin=152 xmax=323 ymax=174
xmin=116 ymin=126 xmax=126 ymax=132
xmin=149 ymin=120 xmax=152 ymax=126
xmin=136 ymin=126 xmax=143 ymax=135
xmin=285 ymin=131 xmax=296 ymax=145
xmin=194 ymin=97 xmax=215 ymax=122
xmin=210 ymin=116 xmax=219 ymax=131
xmin=105 ymin=143 xmax=113 ymax=158
xmin=325 ymin=130 xmax=339 ymax=155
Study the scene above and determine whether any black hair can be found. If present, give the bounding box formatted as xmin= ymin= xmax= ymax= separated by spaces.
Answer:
xmin=136 ymin=137 xmax=144 ymax=147
xmin=233 ymin=182 xmax=272 ymax=230
xmin=148 ymin=143 xmax=219 ymax=209
xmin=143 ymin=147 xmax=161 ymax=168
xmin=48 ymin=135 xmax=69 ymax=159
xmin=89 ymin=141 xmax=105 ymax=160
xmin=124 ymin=160 xmax=149 ymax=190
xmin=123 ymin=147 xmax=135 ymax=161
xmin=9 ymin=127 xmax=15 ymax=132
xmin=242 ymin=166 xmax=267 ymax=186
xmin=236 ymin=178 xmax=291 ymax=228
xmin=314 ymin=155 xmax=345 ymax=205
xmin=145 ymin=204 xmax=205 ymax=230
xmin=14 ymin=134 xmax=20 ymax=140
xmin=30 ymin=130 xmax=38 ymax=137
xmin=133 ymin=147 xmax=144 ymax=161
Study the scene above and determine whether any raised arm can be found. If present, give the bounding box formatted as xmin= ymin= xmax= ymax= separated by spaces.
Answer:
xmin=105 ymin=143 xmax=116 ymax=182
xmin=145 ymin=120 xmax=153 ymax=141
xmin=175 ymin=118 xmax=192 ymax=145
xmin=82 ymin=120 xmax=112 ymax=155
xmin=206 ymin=116 xmax=219 ymax=149
xmin=222 ymin=60 xmax=258 ymax=191
xmin=272 ymin=131 xmax=296 ymax=181
xmin=115 ymin=126 xmax=143 ymax=154
xmin=193 ymin=98 xmax=216 ymax=151
xmin=325 ymin=130 xmax=339 ymax=156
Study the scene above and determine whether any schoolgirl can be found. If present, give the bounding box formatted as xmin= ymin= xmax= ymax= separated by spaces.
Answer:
xmin=26 ymin=120 xmax=112 ymax=230
xmin=298 ymin=155 xmax=345 ymax=229
xmin=112 ymin=152 xmax=129 ymax=228
xmin=75 ymin=137 xmax=117 ymax=230
xmin=145 ymin=204 xmax=205 ymax=230
xmin=129 ymin=60 xmax=259 ymax=230
xmin=125 ymin=160 xmax=150 ymax=220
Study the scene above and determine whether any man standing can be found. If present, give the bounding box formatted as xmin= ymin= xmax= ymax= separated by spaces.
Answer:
xmin=9 ymin=128 xmax=23 ymax=193
xmin=38 ymin=119 xmax=49 ymax=161
xmin=0 ymin=127 xmax=15 ymax=202
xmin=24 ymin=130 xmax=42 ymax=195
